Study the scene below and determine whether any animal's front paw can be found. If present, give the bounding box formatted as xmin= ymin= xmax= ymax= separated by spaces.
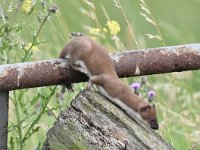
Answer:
xmin=86 ymin=80 xmax=96 ymax=91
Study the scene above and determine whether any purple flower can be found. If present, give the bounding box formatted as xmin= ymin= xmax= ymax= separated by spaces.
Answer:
xmin=131 ymin=82 xmax=141 ymax=89
xmin=131 ymin=82 xmax=141 ymax=95
xmin=148 ymin=90 xmax=156 ymax=102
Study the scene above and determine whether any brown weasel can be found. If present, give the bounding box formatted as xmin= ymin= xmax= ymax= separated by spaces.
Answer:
xmin=60 ymin=36 xmax=159 ymax=130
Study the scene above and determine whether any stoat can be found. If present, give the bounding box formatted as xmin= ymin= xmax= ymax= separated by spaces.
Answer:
xmin=59 ymin=36 xmax=159 ymax=130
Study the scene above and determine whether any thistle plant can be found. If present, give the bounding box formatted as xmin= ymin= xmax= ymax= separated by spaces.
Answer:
xmin=0 ymin=1 xmax=61 ymax=149
xmin=130 ymin=76 xmax=156 ymax=103
xmin=147 ymin=90 xmax=156 ymax=102
xmin=131 ymin=82 xmax=141 ymax=95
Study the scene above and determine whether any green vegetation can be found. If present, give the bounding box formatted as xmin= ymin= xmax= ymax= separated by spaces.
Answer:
xmin=0 ymin=0 xmax=200 ymax=149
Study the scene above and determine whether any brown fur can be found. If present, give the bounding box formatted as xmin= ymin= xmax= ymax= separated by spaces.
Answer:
xmin=60 ymin=36 xmax=159 ymax=130
xmin=60 ymin=36 xmax=118 ymax=77
xmin=91 ymin=74 xmax=158 ymax=130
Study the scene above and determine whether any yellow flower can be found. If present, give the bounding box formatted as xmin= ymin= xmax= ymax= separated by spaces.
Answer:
xmin=106 ymin=20 xmax=120 ymax=35
xmin=21 ymin=0 xmax=32 ymax=14
xmin=103 ymin=27 xmax=108 ymax=33
xmin=25 ymin=43 xmax=39 ymax=51
xmin=89 ymin=28 xmax=101 ymax=36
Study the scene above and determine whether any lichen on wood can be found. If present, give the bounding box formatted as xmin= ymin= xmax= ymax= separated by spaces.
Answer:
xmin=43 ymin=90 xmax=174 ymax=150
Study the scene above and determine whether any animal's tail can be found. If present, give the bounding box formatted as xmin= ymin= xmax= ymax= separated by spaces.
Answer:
xmin=61 ymin=84 xmax=74 ymax=93
xmin=66 ymin=83 xmax=74 ymax=92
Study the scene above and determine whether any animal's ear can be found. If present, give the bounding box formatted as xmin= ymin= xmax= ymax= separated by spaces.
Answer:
xmin=138 ymin=105 xmax=151 ymax=112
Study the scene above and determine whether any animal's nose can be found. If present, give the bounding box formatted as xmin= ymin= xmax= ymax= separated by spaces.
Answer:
xmin=150 ymin=119 xmax=159 ymax=130
xmin=152 ymin=124 xmax=159 ymax=130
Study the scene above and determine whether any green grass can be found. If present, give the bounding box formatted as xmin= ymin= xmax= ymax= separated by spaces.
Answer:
xmin=1 ymin=0 xmax=200 ymax=149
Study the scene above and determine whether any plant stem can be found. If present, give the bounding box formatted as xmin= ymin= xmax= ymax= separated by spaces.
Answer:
xmin=22 ymin=86 xmax=57 ymax=143
xmin=143 ymin=0 xmax=166 ymax=46
xmin=117 ymin=0 xmax=140 ymax=49
xmin=171 ymin=75 xmax=192 ymax=146
xmin=22 ymin=13 xmax=50 ymax=62
xmin=14 ymin=91 xmax=23 ymax=150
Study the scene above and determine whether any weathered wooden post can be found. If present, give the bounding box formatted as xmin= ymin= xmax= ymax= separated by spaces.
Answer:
xmin=43 ymin=90 xmax=174 ymax=150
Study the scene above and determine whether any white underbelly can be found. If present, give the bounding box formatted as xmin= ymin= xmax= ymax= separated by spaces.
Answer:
xmin=96 ymin=86 xmax=138 ymax=118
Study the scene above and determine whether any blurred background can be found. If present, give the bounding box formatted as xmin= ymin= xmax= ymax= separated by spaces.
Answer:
xmin=1 ymin=0 xmax=200 ymax=149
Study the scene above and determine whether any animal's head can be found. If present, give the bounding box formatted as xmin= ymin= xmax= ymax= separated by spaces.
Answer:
xmin=137 ymin=103 xmax=159 ymax=130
